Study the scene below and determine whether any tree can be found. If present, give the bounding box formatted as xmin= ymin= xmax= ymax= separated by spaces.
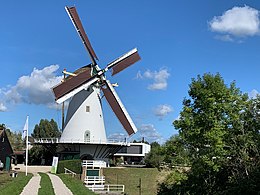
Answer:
xmin=31 ymin=119 xmax=60 ymax=138
xmin=159 ymin=73 xmax=260 ymax=194
xmin=144 ymin=142 xmax=164 ymax=168
xmin=29 ymin=119 xmax=61 ymax=165
xmin=162 ymin=135 xmax=191 ymax=166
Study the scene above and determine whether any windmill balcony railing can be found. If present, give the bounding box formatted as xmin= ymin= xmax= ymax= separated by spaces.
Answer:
xmin=34 ymin=137 xmax=129 ymax=145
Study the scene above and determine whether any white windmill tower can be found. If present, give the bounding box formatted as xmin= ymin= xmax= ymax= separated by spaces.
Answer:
xmin=50 ymin=6 xmax=141 ymax=160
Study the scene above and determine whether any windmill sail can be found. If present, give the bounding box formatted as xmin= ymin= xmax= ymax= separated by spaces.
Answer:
xmin=65 ymin=6 xmax=98 ymax=65
xmin=106 ymin=48 xmax=141 ymax=76
xmin=101 ymin=80 xmax=137 ymax=136
xmin=52 ymin=67 xmax=94 ymax=103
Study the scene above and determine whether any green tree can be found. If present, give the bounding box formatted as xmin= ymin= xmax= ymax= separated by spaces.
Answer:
xmin=31 ymin=119 xmax=60 ymax=138
xmin=159 ymin=73 xmax=260 ymax=194
xmin=29 ymin=119 xmax=61 ymax=165
xmin=144 ymin=142 xmax=164 ymax=168
xmin=162 ymin=135 xmax=191 ymax=166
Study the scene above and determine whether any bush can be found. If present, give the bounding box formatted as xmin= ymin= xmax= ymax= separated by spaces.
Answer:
xmin=57 ymin=159 xmax=82 ymax=174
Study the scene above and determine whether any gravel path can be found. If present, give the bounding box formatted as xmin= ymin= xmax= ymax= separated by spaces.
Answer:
xmin=47 ymin=173 xmax=73 ymax=195
xmin=20 ymin=173 xmax=41 ymax=195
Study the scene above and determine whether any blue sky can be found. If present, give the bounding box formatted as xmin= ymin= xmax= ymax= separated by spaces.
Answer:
xmin=1 ymin=1 xmax=260 ymax=143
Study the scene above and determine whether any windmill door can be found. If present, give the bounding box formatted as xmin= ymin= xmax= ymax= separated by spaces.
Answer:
xmin=84 ymin=130 xmax=90 ymax=142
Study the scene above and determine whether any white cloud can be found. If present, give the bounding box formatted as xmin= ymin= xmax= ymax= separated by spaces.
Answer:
xmin=249 ymin=89 xmax=259 ymax=99
xmin=209 ymin=6 xmax=260 ymax=39
xmin=108 ymin=133 xmax=127 ymax=141
xmin=2 ymin=65 xmax=62 ymax=107
xmin=137 ymin=68 xmax=170 ymax=90
xmin=0 ymin=102 xmax=7 ymax=112
xmin=138 ymin=124 xmax=163 ymax=143
xmin=214 ymin=34 xmax=234 ymax=42
xmin=154 ymin=104 xmax=173 ymax=119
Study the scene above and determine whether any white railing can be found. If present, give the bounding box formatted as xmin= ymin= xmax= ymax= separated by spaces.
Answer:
xmin=34 ymin=138 xmax=59 ymax=143
xmin=84 ymin=176 xmax=105 ymax=185
xmin=64 ymin=167 xmax=76 ymax=177
xmin=34 ymin=138 xmax=129 ymax=145
xmin=82 ymin=160 xmax=107 ymax=168
xmin=86 ymin=184 xmax=125 ymax=193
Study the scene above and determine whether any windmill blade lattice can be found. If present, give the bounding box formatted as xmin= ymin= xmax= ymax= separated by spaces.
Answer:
xmin=53 ymin=6 xmax=141 ymax=137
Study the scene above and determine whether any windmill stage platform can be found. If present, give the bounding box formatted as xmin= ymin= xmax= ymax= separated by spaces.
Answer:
xmin=34 ymin=138 xmax=129 ymax=160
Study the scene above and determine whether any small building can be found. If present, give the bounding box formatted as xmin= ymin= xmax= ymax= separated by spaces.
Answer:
xmin=0 ymin=126 xmax=13 ymax=170
xmin=113 ymin=142 xmax=151 ymax=165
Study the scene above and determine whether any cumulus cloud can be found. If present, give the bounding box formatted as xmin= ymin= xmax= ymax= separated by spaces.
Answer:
xmin=2 ymin=65 xmax=62 ymax=108
xmin=0 ymin=102 xmax=7 ymax=112
xmin=108 ymin=133 xmax=127 ymax=141
xmin=154 ymin=104 xmax=173 ymax=119
xmin=249 ymin=89 xmax=259 ymax=99
xmin=138 ymin=124 xmax=163 ymax=143
xmin=137 ymin=68 xmax=170 ymax=90
xmin=209 ymin=6 xmax=260 ymax=40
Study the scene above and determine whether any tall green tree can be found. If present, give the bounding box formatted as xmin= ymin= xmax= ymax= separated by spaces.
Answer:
xmin=31 ymin=119 xmax=60 ymax=138
xmin=159 ymin=73 xmax=260 ymax=194
xmin=162 ymin=135 xmax=191 ymax=166
xmin=29 ymin=119 xmax=61 ymax=165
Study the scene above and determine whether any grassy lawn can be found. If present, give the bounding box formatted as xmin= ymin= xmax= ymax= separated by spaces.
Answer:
xmin=0 ymin=172 xmax=32 ymax=195
xmin=103 ymin=167 xmax=160 ymax=195
xmin=38 ymin=173 xmax=55 ymax=195
xmin=58 ymin=174 xmax=97 ymax=195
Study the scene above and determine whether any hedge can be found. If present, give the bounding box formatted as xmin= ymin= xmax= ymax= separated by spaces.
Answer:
xmin=57 ymin=159 xmax=82 ymax=174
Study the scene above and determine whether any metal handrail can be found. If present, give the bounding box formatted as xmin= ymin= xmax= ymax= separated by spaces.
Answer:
xmin=64 ymin=167 xmax=77 ymax=177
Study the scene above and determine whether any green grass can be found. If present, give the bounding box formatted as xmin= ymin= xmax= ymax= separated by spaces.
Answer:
xmin=0 ymin=172 xmax=32 ymax=195
xmin=38 ymin=173 xmax=55 ymax=195
xmin=103 ymin=168 xmax=160 ymax=195
xmin=58 ymin=174 xmax=97 ymax=195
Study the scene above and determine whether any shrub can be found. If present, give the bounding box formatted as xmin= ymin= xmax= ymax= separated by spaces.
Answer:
xmin=57 ymin=159 xmax=82 ymax=174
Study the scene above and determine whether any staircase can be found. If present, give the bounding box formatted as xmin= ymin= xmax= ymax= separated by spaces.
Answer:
xmin=82 ymin=160 xmax=124 ymax=194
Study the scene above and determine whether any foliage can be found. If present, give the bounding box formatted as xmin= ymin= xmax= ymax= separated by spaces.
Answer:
xmin=144 ymin=142 xmax=164 ymax=168
xmin=162 ymin=135 xmax=191 ymax=166
xmin=0 ymin=172 xmax=32 ymax=195
xmin=57 ymin=159 xmax=82 ymax=174
xmin=159 ymin=73 xmax=260 ymax=194
xmin=58 ymin=174 xmax=96 ymax=195
xmin=158 ymin=168 xmax=188 ymax=195
xmin=29 ymin=119 xmax=61 ymax=165
xmin=31 ymin=119 xmax=61 ymax=138
xmin=38 ymin=173 xmax=55 ymax=195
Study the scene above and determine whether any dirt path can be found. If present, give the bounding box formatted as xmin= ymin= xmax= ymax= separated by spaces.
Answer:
xmin=20 ymin=172 xmax=73 ymax=195
xmin=47 ymin=173 xmax=73 ymax=195
xmin=20 ymin=173 xmax=41 ymax=195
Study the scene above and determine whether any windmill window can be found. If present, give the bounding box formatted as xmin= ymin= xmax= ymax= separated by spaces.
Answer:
xmin=86 ymin=106 xmax=90 ymax=112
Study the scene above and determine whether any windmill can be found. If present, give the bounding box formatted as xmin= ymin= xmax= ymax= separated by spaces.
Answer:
xmin=49 ymin=6 xmax=141 ymax=159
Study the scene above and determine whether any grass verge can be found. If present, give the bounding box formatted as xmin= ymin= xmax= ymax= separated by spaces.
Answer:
xmin=0 ymin=172 xmax=32 ymax=195
xmin=38 ymin=173 xmax=55 ymax=195
xmin=58 ymin=174 xmax=96 ymax=195
xmin=103 ymin=167 xmax=160 ymax=195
